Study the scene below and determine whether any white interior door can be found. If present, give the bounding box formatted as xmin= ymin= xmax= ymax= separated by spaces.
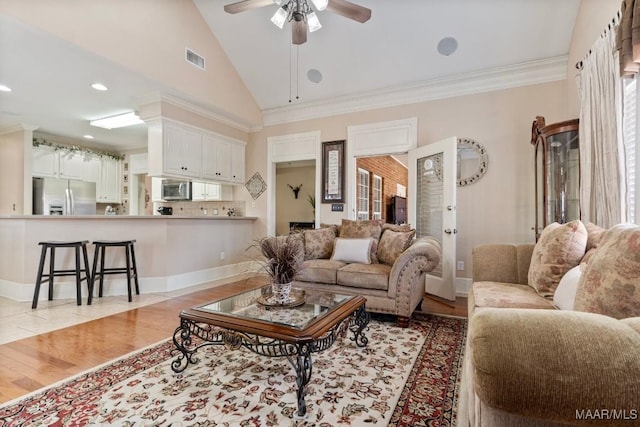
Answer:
xmin=408 ymin=137 xmax=457 ymax=301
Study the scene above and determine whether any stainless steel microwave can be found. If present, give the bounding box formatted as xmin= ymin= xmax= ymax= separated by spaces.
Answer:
xmin=161 ymin=180 xmax=192 ymax=201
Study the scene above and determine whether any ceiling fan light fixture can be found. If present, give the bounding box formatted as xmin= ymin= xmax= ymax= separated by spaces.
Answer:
xmin=271 ymin=6 xmax=288 ymax=29
xmin=311 ymin=0 xmax=328 ymax=10
xmin=307 ymin=11 xmax=322 ymax=32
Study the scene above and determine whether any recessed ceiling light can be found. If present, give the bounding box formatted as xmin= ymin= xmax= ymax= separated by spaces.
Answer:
xmin=0 ymin=84 xmax=12 ymax=92
xmin=437 ymin=37 xmax=458 ymax=56
xmin=307 ymin=69 xmax=323 ymax=83
xmin=83 ymin=135 xmax=94 ymax=139
xmin=91 ymin=83 xmax=108 ymax=91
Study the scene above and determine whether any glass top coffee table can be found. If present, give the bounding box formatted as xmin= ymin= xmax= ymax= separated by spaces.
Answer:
xmin=171 ymin=286 xmax=370 ymax=419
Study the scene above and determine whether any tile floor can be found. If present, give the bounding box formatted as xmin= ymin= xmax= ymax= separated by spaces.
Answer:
xmin=0 ymin=278 xmax=238 ymax=345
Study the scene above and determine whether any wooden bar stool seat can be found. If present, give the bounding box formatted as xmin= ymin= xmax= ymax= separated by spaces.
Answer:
xmin=89 ymin=240 xmax=139 ymax=303
xmin=32 ymin=240 xmax=91 ymax=309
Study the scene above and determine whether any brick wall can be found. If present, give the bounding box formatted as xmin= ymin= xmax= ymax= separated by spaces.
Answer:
xmin=356 ymin=156 xmax=408 ymax=222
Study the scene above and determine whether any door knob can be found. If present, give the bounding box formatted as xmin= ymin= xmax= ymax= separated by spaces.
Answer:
xmin=447 ymin=205 xmax=455 ymax=211
xmin=444 ymin=228 xmax=458 ymax=234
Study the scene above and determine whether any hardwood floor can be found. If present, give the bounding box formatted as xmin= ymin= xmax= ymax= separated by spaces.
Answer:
xmin=0 ymin=279 xmax=467 ymax=404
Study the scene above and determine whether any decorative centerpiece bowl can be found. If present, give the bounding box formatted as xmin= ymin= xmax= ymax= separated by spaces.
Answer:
xmin=271 ymin=282 xmax=293 ymax=304
xmin=253 ymin=233 xmax=304 ymax=307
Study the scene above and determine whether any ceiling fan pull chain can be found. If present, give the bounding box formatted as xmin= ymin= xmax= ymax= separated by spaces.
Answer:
xmin=289 ymin=42 xmax=293 ymax=103
xmin=296 ymin=45 xmax=300 ymax=100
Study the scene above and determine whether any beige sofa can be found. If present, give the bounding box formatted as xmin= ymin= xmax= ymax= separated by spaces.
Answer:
xmin=463 ymin=221 xmax=640 ymax=426
xmin=292 ymin=220 xmax=441 ymax=325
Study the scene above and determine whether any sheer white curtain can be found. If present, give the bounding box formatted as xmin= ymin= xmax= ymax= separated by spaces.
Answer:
xmin=577 ymin=25 xmax=626 ymax=227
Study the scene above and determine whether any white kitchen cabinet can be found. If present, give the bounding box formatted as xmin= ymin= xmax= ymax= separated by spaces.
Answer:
xmin=32 ymin=147 xmax=122 ymax=203
xmin=230 ymin=143 xmax=245 ymax=183
xmin=97 ymin=158 xmax=122 ymax=203
xmin=129 ymin=153 xmax=148 ymax=174
xmin=148 ymin=119 xmax=246 ymax=184
xmin=82 ymin=157 xmax=101 ymax=183
xmin=202 ymin=135 xmax=231 ymax=181
xmin=162 ymin=123 xmax=201 ymax=178
xmin=33 ymin=146 xmax=95 ymax=181
xmin=58 ymin=153 xmax=85 ymax=180
xmin=32 ymin=146 xmax=59 ymax=178
xmin=192 ymin=181 xmax=221 ymax=201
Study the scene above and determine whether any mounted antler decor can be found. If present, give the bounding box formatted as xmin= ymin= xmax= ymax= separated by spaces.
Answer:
xmin=288 ymin=184 xmax=302 ymax=199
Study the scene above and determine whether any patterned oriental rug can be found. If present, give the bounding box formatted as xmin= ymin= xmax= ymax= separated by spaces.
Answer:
xmin=0 ymin=313 xmax=467 ymax=427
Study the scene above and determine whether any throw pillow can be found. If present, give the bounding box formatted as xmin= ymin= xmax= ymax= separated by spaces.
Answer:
xmin=377 ymin=229 xmax=416 ymax=265
xmin=528 ymin=220 xmax=588 ymax=298
xmin=331 ymin=237 xmax=374 ymax=264
xmin=553 ymin=265 xmax=582 ymax=310
xmin=382 ymin=223 xmax=412 ymax=233
xmin=339 ymin=219 xmax=383 ymax=263
xmin=581 ymin=222 xmax=607 ymax=266
xmin=585 ymin=222 xmax=606 ymax=251
xmin=303 ymin=226 xmax=337 ymax=260
xmin=574 ymin=224 xmax=640 ymax=319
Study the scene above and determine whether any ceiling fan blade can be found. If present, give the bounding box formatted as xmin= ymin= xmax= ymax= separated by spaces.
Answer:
xmin=326 ymin=0 xmax=371 ymax=23
xmin=224 ymin=0 xmax=274 ymax=14
xmin=292 ymin=19 xmax=307 ymax=45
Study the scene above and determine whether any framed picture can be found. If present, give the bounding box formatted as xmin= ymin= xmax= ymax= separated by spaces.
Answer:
xmin=322 ymin=140 xmax=345 ymax=203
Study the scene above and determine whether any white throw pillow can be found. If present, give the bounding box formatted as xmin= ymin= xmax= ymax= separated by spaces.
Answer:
xmin=331 ymin=237 xmax=373 ymax=264
xmin=553 ymin=265 xmax=582 ymax=310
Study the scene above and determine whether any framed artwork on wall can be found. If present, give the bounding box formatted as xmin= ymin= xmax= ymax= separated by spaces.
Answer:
xmin=322 ymin=140 xmax=345 ymax=203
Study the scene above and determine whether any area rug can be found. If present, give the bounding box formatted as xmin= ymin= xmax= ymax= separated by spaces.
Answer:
xmin=0 ymin=313 xmax=467 ymax=427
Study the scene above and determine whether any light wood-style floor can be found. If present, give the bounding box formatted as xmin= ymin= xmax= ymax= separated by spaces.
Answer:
xmin=0 ymin=279 xmax=467 ymax=404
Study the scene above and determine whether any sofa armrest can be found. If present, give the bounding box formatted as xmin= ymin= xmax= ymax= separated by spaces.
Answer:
xmin=388 ymin=237 xmax=441 ymax=313
xmin=471 ymin=308 xmax=640 ymax=425
xmin=472 ymin=244 xmax=534 ymax=285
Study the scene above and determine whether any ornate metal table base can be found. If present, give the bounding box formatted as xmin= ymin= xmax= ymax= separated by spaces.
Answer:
xmin=171 ymin=305 xmax=370 ymax=418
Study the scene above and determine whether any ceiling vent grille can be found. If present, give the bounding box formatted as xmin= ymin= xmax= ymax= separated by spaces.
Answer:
xmin=186 ymin=48 xmax=205 ymax=70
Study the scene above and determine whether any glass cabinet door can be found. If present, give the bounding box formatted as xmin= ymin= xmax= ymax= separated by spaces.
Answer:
xmin=531 ymin=117 xmax=580 ymax=241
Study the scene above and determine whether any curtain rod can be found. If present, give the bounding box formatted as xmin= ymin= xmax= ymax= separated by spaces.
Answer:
xmin=575 ymin=9 xmax=622 ymax=71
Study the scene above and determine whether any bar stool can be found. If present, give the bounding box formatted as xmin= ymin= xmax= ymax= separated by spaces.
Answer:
xmin=89 ymin=240 xmax=139 ymax=303
xmin=32 ymin=241 xmax=91 ymax=309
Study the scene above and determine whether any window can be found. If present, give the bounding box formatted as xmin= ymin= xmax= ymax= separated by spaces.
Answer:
xmin=623 ymin=77 xmax=640 ymax=224
xmin=357 ymin=168 xmax=370 ymax=220
xmin=372 ymin=174 xmax=382 ymax=220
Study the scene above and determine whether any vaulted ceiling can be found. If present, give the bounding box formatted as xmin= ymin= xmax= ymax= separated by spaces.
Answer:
xmin=0 ymin=0 xmax=581 ymax=149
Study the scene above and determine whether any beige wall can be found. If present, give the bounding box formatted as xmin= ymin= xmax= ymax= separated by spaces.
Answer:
xmin=0 ymin=128 xmax=30 ymax=215
xmin=566 ymin=0 xmax=621 ymax=117
xmin=243 ymin=81 xmax=568 ymax=277
xmin=276 ymin=165 xmax=316 ymax=235
xmin=0 ymin=0 xmax=262 ymax=128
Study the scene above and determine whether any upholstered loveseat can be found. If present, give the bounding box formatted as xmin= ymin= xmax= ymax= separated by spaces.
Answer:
xmin=462 ymin=220 xmax=640 ymax=426
xmin=291 ymin=220 xmax=441 ymax=325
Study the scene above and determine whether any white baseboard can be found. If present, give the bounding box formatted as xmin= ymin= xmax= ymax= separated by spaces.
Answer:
xmin=2 ymin=264 xmax=473 ymax=303
xmin=455 ymin=277 xmax=472 ymax=297
xmin=0 ymin=261 xmax=255 ymax=303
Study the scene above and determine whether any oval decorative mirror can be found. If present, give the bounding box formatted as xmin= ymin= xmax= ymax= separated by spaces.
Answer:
xmin=457 ymin=138 xmax=488 ymax=187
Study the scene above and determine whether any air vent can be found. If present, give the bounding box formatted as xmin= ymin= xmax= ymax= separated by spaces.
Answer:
xmin=185 ymin=48 xmax=205 ymax=70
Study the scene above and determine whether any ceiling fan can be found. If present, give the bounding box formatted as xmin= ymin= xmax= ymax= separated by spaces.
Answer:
xmin=224 ymin=0 xmax=372 ymax=45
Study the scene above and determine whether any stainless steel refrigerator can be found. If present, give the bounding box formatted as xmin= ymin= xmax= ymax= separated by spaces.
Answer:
xmin=33 ymin=177 xmax=97 ymax=215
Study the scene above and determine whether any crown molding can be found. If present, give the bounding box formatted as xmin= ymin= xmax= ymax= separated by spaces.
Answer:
xmin=262 ymin=56 xmax=568 ymax=127
xmin=0 ymin=122 xmax=39 ymax=135
xmin=136 ymin=93 xmax=260 ymax=133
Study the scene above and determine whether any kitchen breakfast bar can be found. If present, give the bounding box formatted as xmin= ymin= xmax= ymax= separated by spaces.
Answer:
xmin=0 ymin=215 xmax=257 ymax=303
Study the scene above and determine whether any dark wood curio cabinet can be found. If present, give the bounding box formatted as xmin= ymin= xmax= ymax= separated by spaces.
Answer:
xmin=530 ymin=116 xmax=580 ymax=241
